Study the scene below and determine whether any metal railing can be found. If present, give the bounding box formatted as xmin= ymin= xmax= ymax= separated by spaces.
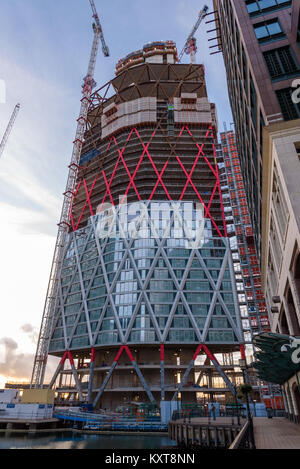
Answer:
xmin=229 ymin=420 xmax=252 ymax=449
xmin=53 ymin=408 xmax=166 ymax=430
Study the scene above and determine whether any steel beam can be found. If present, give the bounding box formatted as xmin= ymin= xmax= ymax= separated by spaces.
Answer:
xmin=88 ymin=347 xmax=96 ymax=404
xmin=160 ymin=345 xmax=165 ymax=401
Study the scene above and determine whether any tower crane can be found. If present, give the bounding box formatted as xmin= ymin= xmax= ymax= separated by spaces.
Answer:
xmin=0 ymin=103 xmax=20 ymax=159
xmin=89 ymin=0 xmax=109 ymax=58
xmin=31 ymin=0 xmax=109 ymax=389
xmin=178 ymin=5 xmax=209 ymax=63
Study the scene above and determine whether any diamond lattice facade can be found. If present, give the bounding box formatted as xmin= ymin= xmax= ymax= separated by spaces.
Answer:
xmin=45 ymin=42 xmax=247 ymax=409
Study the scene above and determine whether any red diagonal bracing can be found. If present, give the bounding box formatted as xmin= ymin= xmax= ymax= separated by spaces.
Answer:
xmin=120 ymin=128 xmax=157 ymax=204
xmin=71 ymin=122 xmax=227 ymax=237
xmin=175 ymin=153 xmax=223 ymax=238
xmin=71 ymin=174 xmax=99 ymax=231
xmin=113 ymin=135 xmax=142 ymax=202
xmin=134 ymin=127 xmax=172 ymax=201
xmin=180 ymin=125 xmax=227 ymax=237
xmin=69 ymin=181 xmax=82 ymax=231
xmin=99 ymin=129 xmax=136 ymax=210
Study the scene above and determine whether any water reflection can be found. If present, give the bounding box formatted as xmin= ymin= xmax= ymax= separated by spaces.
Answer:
xmin=0 ymin=432 xmax=177 ymax=450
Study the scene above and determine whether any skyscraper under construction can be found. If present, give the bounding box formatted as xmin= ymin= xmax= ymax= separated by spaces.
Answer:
xmin=33 ymin=41 xmax=249 ymax=410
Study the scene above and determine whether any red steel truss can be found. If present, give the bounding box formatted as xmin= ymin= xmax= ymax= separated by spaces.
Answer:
xmin=69 ymin=125 xmax=227 ymax=239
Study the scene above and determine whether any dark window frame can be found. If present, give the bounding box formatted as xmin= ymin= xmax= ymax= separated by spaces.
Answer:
xmin=253 ymin=18 xmax=286 ymax=43
xmin=246 ymin=0 xmax=292 ymax=18
xmin=263 ymin=46 xmax=300 ymax=80
xmin=276 ymin=88 xmax=300 ymax=120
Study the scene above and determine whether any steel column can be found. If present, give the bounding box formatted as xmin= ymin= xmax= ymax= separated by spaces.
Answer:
xmin=88 ymin=347 xmax=96 ymax=404
xmin=160 ymin=345 xmax=165 ymax=401
xmin=68 ymin=351 xmax=84 ymax=401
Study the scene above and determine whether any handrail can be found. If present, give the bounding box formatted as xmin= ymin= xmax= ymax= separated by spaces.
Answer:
xmin=229 ymin=420 xmax=250 ymax=449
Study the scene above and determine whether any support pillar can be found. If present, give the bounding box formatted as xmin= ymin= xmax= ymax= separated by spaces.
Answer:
xmin=160 ymin=344 xmax=165 ymax=402
xmin=88 ymin=347 xmax=95 ymax=405
xmin=172 ymin=344 xmax=237 ymax=401
xmin=48 ymin=350 xmax=83 ymax=401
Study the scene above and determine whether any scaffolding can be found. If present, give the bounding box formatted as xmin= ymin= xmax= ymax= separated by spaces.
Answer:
xmin=218 ymin=130 xmax=271 ymax=339
xmin=31 ymin=1 xmax=109 ymax=389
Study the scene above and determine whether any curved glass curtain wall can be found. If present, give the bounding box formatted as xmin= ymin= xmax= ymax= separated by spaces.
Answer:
xmin=49 ymin=201 xmax=239 ymax=352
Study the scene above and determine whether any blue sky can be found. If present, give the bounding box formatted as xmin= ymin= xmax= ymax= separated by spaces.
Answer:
xmin=0 ymin=0 xmax=232 ymax=385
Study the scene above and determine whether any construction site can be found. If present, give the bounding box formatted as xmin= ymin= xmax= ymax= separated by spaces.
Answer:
xmin=22 ymin=1 xmax=267 ymax=418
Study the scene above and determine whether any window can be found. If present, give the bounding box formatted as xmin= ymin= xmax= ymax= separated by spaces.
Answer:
xmin=246 ymin=0 xmax=292 ymax=17
xmin=263 ymin=46 xmax=299 ymax=79
xmin=272 ymin=163 xmax=289 ymax=240
xmin=254 ymin=19 xmax=284 ymax=42
xmin=276 ymin=88 xmax=300 ymax=120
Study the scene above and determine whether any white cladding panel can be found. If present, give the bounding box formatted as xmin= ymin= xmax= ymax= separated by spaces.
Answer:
xmin=0 ymin=402 xmax=54 ymax=420
xmin=101 ymin=97 xmax=157 ymax=139
xmin=0 ymin=389 xmax=20 ymax=403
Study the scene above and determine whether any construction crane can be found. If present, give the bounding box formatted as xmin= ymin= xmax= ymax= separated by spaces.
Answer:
xmin=31 ymin=1 xmax=109 ymax=389
xmin=0 ymin=103 xmax=20 ymax=159
xmin=89 ymin=0 xmax=109 ymax=58
xmin=178 ymin=5 xmax=209 ymax=63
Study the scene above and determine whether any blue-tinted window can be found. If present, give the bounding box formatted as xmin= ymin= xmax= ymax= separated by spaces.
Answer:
xmin=254 ymin=19 xmax=284 ymax=42
xmin=246 ymin=0 xmax=291 ymax=16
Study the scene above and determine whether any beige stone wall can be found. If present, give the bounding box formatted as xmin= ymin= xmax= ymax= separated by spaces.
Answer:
xmin=262 ymin=119 xmax=300 ymax=335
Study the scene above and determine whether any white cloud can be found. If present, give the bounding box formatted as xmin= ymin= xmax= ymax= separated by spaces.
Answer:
xmin=0 ymin=337 xmax=59 ymax=386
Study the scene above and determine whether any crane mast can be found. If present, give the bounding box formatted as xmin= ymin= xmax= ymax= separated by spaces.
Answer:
xmin=0 ymin=103 xmax=20 ymax=159
xmin=178 ymin=5 xmax=209 ymax=63
xmin=31 ymin=1 xmax=109 ymax=388
xmin=89 ymin=0 xmax=109 ymax=58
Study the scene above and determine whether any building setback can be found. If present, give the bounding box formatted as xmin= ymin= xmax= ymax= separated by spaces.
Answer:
xmin=212 ymin=0 xmax=300 ymax=254
xmin=36 ymin=41 xmax=249 ymax=410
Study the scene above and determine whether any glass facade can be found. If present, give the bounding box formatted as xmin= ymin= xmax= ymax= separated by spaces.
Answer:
xmin=49 ymin=201 xmax=242 ymax=353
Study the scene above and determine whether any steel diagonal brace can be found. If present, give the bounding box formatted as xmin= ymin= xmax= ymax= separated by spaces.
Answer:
xmin=185 ymin=126 xmax=217 ymax=177
xmin=68 ymin=351 xmax=84 ymax=401
xmin=99 ymin=129 xmax=135 ymax=209
xmin=48 ymin=352 xmax=67 ymax=389
xmin=48 ymin=351 xmax=83 ymax=401
xmin=207 ymin=350 xmax=236 ymax=397
xmin=136 ymin=131 xmax=172 ymax=201
xmin=113 ymin=135 xmax=141 ymax=201
xmin=120 ymin=129 xmax=155 ymax=204
xmin=124 ymin=346 xmax=155 ymax=403
xmin=75 ymin=175 xmax=99 ymax=230
xmin=171 ymin=359 xmax=195 ymax=401
xmin=93 ymin=357 xmax=119 ymax=408
xmin=93 ymin=346 xmax=155 ymax=408
xmin=175 ymin=154 xmax=223 ymax=238
xmin=171 ymin=344 xmax=237 ymax=401
xmin=88 ymin=347 xmax=96 ymax=404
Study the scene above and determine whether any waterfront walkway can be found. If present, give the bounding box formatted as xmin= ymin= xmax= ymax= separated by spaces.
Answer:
xmin=253 ymin=417 xmax=300 ymax=449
